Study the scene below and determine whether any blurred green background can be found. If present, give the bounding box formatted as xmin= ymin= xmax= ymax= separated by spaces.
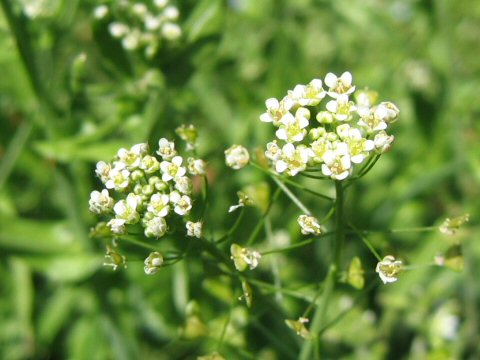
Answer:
xmin=0 ymin=0 xmax=479 ymax=359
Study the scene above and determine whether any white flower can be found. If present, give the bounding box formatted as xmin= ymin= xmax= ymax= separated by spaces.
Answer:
xmin=95 ymin=161 xmax=111 ymax=184
xmin=169 ymin=191 xmax=192 ymax=216
xmin=260 ymin=98 xmax=291 ymax=125
xmin=275 ymin=143 xmax=311 ymax=176
xmin=132 ymin=3 xmax=148 ymax=16
xmin=230 ymin=244 xmax=261 ymax=271
xmin=324 ymin=71 xmax=355 ymax=98
xmin=105 ymin=164 xmax=130 ymax=190
xmin=187 ymin=158 xmax=206 ymax=176
xmin=377 ymin=102 xmax=400 ymax=123
xmin=225 ymin=145 xmax=250 ymax=170
xmin=144 ymin=217 xmax=168 ymax=238
xmin=113 ymin=193 xmax=141 ymax=224
xmin=288 ymin=79 xmax=326 ymax=106
xmin=275 ymin=107 xmax=310 ymax=143
xmin=109 ymin=22 xmax=129 ymax=38
xmin=144 ymin=252 xmax=164 ymax=275
xmin=337 ymin=126 xmax=374 ymax=164
xmin=94 ymin=5 xmax=109 ymax=19
xmin=162 ymin=23 xmax=181 ymax=40
xmin=357 ymin=106 xmax=389 ymax=133
xmin=174 ymin=176 xmax=192 ymax=195
xmin=326 ymin=94 xmax=356 ymax=121
xmin=89 ymin=189 xmax=114 ymax=214
xmin=321 ymin=144 xmax=352 ymax=180
xmin=122 ymin=29 xmax=141 ymax=50
xmin=107 ymin=218 xmax=126 ymax=234
xmin=160 ymin=156 xmax=186 ymax=182
xmin=154 ymin=0 xmax=168 ymax=8
xmin=145 ymin=14 xmax=161 ymax=30
xmin=376 ymin=255 xmax=403 ymax=284
xmin=147 ymin=193 xmax=170 ymax=217
xmin=186 ymin=221 xmax=203 ymax=238
xmin=297 ymin=215 xmax=322 ymax=235
xmin=373 ymin=131 xmax=395 ymax=153
xmin=117 ymin=147 xmax=142 ymax=169
xmin=163 ymin=6 xmax=179 ymax=20
xmin=265 ymin=141 xmax=282 ymax=162
xmin=157 ymin=138 xmax=177 ymax=160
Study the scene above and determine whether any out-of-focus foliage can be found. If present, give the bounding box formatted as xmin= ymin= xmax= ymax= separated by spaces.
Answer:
xmin=0 ymin=0 xmax=479 ymax=359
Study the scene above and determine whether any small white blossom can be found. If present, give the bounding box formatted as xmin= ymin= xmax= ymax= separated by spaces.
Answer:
xmin=154 ymin=0 xmax=168 ymax=8
xmin=376 ymin=255 xmax=403 ymax=284
xmin=94 ymin=5 xmax=109 ymax=19
xmin=105 ymin=164 xmax=130 ymax=190
xmin=297 ymin=215 xmax=322 ymax=235
xmin=174 ymin=176 xmax=192 ymax=195
xmin=157 ymin=138 xmax=177 ymax=160
xmin=107 ymin=218 xmax=126 ymax=234
xmin=321 ymin=144 xmax=351 ymax=180
xmin=147 ymin=193 xmax=170 ymax=217
xmin=275 ymin=143 xmax=311 ymax=176
xmin=132 ymin=3 xmax=148 ymax=16
xmin=169 ymin=191 xmax=192 ymax=216
xmin=144 ymin=251 xmax=164 ymax=275
xmin=265 ymin=141 xmax=282 ymax=162
xmin=117 ymin=147 xmax=142 ymax=169
xmin=95 ymin=161 xmax=112 ymax=184
xmin=144 ymin=217 xmax=168 ymax=238
xmin=187 ymin=158 xmax=206 ymax=176
xmin=288 ymin=79 xmax=326 ymax=106
xmin=325 ymin=71 xmax=355 ymax=98
xmin=326 ymin=94 xmax=356 ymax=121
xmin=275 ymin=107 xmax=310 ymax=143
xmin=225 ymin=145 xmax=250 ymax=170
xmin=89 ymin=189 xmax=114 ymax=214
xmin=186 ymin=221 xmax=203 ymax=238
xmin=109 ymin=22 xmax=129 ymax=38
xmin=160 ymin=156 xmax=186 ymax=182
xmin=439 ymin=214 xmax=470 ymax=235
xmin=122 ymin=29 xmax=141 ymax=50
xmin=373 ymin=131 xmax=395 ymax=153
xmin=162 ymin=23 xmax=182 ymax=40
xmin=163 ymin=6 xmax=179 ymax=20
xmin=260 ymin=98 xmax=291 ymax=125
xmin=113 ymin=193 xmax=141 ymax=224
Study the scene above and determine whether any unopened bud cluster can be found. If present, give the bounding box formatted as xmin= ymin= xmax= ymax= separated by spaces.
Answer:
xmin=89 ymin=135 xmax=205 ymax=242
xmin=94 ymin=0 xmax=181 ymax=58
xmin=260 ymin=72 xmax=399 ymax=180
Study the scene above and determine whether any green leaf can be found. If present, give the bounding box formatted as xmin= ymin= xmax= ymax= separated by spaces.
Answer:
xmin=184 ymin=0 xmax=224 ymax=43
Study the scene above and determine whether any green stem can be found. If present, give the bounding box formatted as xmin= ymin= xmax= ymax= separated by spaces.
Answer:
xmin=299 ymin=181 xmax=345 ymax=360
xmin=261 ymin=232 xmax=334 ymax=256
xmin=271 ymin=176 xmax=311 ymax=215
xmin=249 ymin=161 xmax=333 ymax=201
xmin=348 ymin=222 xmax=382 ymax=261
xmin=334 ymin=181 xmax=345 ymax=269
xmin=245 ymin=187 xmax=281 ymax=246
xmin=215 ymin=208 xmax=245 ymax=244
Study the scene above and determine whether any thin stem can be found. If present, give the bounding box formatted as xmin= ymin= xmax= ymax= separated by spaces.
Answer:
xmin=365 ymin=226 xmax=438 ymax=234
xmin=300 ymin=181 xmax=345 ymax=360
xmin=245 ymin=187 xmax=281 ymax=246
xmin=215 ymin=207 xmax=246 ymax=244
xmin=117 ymin=235 xmax=159 ymax=251
xmin=348 ymin=222 xmax=382 ymax=261
xmin=333 ymin=181 xmax=345 ymax=269
xmin=261 ymin=232 xmax=334 ymax=256
xmin=271 ymin=176 xmax=311 ymax=215
xmin=250 ymin=161 xmax=333 ymax=201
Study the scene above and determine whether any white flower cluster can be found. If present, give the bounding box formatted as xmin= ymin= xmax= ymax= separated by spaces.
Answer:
xmin=94 ymin=0 xmax=182 ymax=57
xmin=260 ymin=72 xmax=399 ymax=180
xmin=89 ymin=138 xmax=205 ymax=239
